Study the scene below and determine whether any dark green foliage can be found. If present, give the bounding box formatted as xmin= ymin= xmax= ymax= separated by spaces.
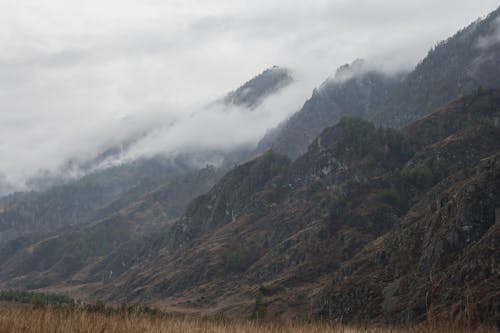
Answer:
xmin=223 ymin=250 xmax=248 ymax=273
xmin=250 ymin=290 xmax=267 ymax=320
xmin=0 ymin=291 xmax=165 ymax=317
xmin=260 ymin=150 xmax=291 ymax=176
xmin=337 ymin=117 xmax=414 ymax=160
xmin=376 ymin=187 xmax=402 ymax=207
xmin=224 ymin=66 xmax=293 ymax=108
xmin=258 ymin=285 xmax=273 ymax=297
xmin=0 ymin=290 xmax=75 ymax=307
xmin=401 ymin=160 xmax=449 ymax=189
xmin=85 ymin=301 xmax=164 ymax=317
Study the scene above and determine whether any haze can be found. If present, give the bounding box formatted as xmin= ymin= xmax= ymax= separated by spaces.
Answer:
xmin=0 ymin=0 xmax=498 ymax=191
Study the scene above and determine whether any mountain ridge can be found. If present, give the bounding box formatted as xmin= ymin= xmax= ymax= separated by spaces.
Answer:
xmin=257 ymin=7 xmax=500 ymax=159
xmin=1 ymin=89 xmax=497 ymax=326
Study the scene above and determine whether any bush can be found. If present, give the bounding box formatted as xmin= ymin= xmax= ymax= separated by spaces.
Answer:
xmin=337 ymin=117 xmax=415 ymax=160
xmin=261 ymin=150 xmax=290 ymax=176
xmin=223 ymin=250 xmax=248 ymax=273
xmin=376 ymin=187 xmax=402 ymax=207
xmin=250 ymin=290 xmax=267 ymax=320
xmin=401 ymin=160 xmax=449 ymax=189
xmin=0 ymin=290 xmax=75 ymax=307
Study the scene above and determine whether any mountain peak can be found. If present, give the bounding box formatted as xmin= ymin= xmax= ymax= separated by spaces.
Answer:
xmin=333 ymin=58 xmax=366 ymax=81
xmin=224 ymin=66 xmax=293 ymax=109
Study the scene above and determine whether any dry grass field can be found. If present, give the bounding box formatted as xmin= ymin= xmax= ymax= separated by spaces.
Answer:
xmin=0 ymin=306 xmax=498 ymax=333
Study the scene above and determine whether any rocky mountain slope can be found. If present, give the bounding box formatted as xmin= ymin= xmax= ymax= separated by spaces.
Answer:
xmin=0 ymin=158 xmax=191 ymax=243
xmin=258 ymin=7 xmax=500 ymax=158
xmin=92 ymin=89 xmax=497 ymax=326
xmin=223 ymin=66 xmax=293 ymax=109
xmin=0 ymin=66 xmax=292 ymax=244
xmin=0 ymin=166 xmax=221 ymax=290
xmin=1 ymin=89 xmax=496 ymax=326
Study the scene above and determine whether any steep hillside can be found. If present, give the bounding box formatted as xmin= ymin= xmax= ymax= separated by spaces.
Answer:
xmin=223 ymin=66 xmax=293 ymax=109
xmin=0 ymin=158 xmax=190 ymax=243
xmin=257 ymin=61 xmax=399 ymax=158
xmin=61 ymin=90 xmax=498 ymax=325
xmin=317 ymin=153 xmax=500 ymax=325
xmin=259 ymin=7 xmax=500 ymax=158
xmin=0 ymin=65 xmax=292 ymax=244
xmin=0 ymin=166 xmax=221 ymax=291
xmin=0 ymin=87 xmax=498 ymax=327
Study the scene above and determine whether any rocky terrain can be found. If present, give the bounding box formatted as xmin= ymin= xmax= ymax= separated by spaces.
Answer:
xmin=258 ymin=7 xmax=500 ymax=158
xmin=1 ymin=88 xmax=497 ymax=326
xmin=0 ymin=8 xmax=499 ymax=329
xmin=97 ymin=89 xmax=498 ymax=326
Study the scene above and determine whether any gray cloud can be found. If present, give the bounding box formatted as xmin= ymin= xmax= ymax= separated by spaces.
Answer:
xmin=0 ymin=0 xmax=498 ymax=191
xmin=476 ymin=16 xmax=500 ymax=49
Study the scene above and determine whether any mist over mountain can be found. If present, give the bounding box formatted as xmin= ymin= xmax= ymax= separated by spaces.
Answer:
xmin=1 ymin=66 xmax=295 ymax=195
xmin=223 ymin=66 xmax=293 ymax=109
xmin=0 ymin=67 xmax=296 ymax=243
xmin=1 ymin=1 xmax=498 ymax=194
xmin=258 ymin=7 xmax=500 ymax=158
xmin=0 ymin=2 xmax=499 ymax=330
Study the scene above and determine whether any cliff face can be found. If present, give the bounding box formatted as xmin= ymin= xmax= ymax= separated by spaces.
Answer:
xmin=317 ymin=153 xmax=500 ymax=325
xmin=0 ymin=90 xmax=498 ymax=327
xmin=91 ymin=90 xmax=498 ymax=325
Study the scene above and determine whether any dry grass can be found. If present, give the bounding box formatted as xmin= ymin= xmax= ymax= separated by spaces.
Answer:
xmin=0 ymin=306 xmax=497 ymax=333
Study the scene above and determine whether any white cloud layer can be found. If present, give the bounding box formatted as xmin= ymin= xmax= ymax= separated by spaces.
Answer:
xmin=0 ymin=0 xmax=498 ymax=191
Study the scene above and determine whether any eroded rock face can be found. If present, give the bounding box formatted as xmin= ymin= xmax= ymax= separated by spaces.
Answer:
xmin=317 ymin=153 xmax=500 ymax=326
xmin=0 ymin=88 xmax=498 ymax=327
xmin=89 ymin=90 xmax=499 ymax=325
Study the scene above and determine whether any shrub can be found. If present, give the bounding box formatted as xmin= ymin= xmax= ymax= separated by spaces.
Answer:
xmin=0 ymin=290 xmax=75 ymax=307
xmin=250 ymin=290 xmax=267 ymax=320
xmin=401 ymin=160 xmax=449 ymax=189
xmin=337 ymin=117 xmax=415 ymax=160
xmin=223 ymin=250 xmax=248 ymax=273
xmin=376 ymin=187 xmax=402 ymax=207
xmin=261 ymin=150 xmax=290 ymax=176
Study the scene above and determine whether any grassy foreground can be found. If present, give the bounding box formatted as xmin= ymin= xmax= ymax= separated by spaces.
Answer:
xmin=0 ymin=306 xmax=498 ymax=333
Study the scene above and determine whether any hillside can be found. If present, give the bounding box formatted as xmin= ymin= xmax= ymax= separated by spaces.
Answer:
xmin=258 ymin=7 xmax=500 ymax=158
xmin=0 ymin=66 xmax=293 ymax=244
xmin=90 ymin=89 xmax=497 ymax=326
xmin=0 ymin=89 xmax=495 ymax=325
xmin=223 ymin=66 xmax=293 ymax=109
xmin=0 ymin=158 xmax=191 ymax=243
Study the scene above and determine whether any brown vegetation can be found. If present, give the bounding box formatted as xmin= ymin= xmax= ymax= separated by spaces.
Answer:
xmin=0 ymin=305 xmax=498 ymax=333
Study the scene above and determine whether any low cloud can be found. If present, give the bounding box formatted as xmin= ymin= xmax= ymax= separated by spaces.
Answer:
xmin=476 ymin=16 xmax=500 ymax=49
xmin=84 ymin=75 xmax=313 ymax=170
xmin=0 ymin=0 xmax=498 ymax=193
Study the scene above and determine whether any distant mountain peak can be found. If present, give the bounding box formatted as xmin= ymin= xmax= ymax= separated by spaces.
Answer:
xmin=333 ymin=58 xmax=366 ymax=80
xmin=224 ymin=66 xmax=293 ymax=109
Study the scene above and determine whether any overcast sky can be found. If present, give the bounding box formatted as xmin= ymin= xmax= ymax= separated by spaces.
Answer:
xmin=0 ymin=0 xmax=499 ymax=191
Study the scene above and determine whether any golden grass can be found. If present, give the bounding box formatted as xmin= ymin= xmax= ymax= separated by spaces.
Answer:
xmin=0 ymin=306 xmax=497 ymax=333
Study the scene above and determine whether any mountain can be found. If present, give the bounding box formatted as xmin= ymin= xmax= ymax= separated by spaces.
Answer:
xmin=0 ymin=66 xmax=293 ymax=244
xmin=94 ymin=89 xmax=499 ymax=326
xmin=257 ymin=60 xmax=400 ymax=157
xmin=1 ymin=89 xmax=497 ymax=326
xmin=0 ymin=157 xmax=191 ymax=243
xmin=258 ymin=7 xmax=500 ymax=158
xmin=0 ymin=165 xmax=221 ymax=291
xmin=223 ymin=66 xmax=293 ymax=109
